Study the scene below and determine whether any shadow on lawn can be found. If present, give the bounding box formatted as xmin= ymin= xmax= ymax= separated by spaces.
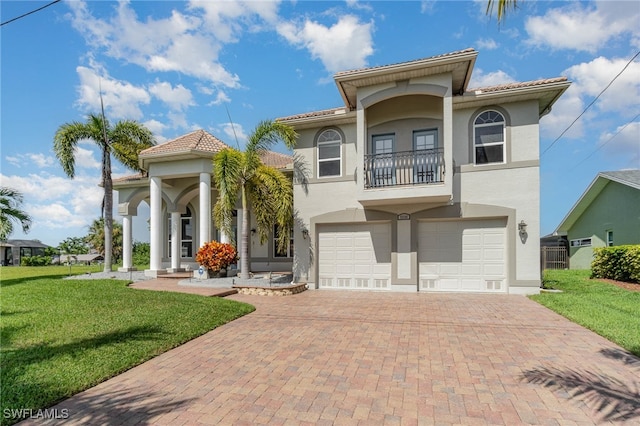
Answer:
xmin=521 ymin=350 xmax=640 ymax=422
xmin=2 ymin=325 xmax=166 ymax=368
xmin=14 ymin=388 xmax=196 ymax=425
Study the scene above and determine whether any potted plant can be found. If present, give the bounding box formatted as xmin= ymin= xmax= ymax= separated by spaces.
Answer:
xmin=195 ymin=241 xmax=237 ymax=278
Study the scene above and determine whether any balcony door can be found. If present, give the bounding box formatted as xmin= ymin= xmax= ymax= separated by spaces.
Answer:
xmin=413 ymin=129 xmax=438 ymax=184
xmin=372 ymin=134 xmax=395 ymax=187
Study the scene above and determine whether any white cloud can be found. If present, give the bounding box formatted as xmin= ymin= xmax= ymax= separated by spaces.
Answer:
xmin=539 ymin=85 xmax=586 ymax=140
xmin=68 ymin=0 xmax=240 ymax=88
xmin=207 ymin=91 xmax=231 ymax=106
xmin=76 ymin=66 xmax=150 ymax=120
xmin=476 ymin=38 xmax=498 ymax=50
xmin=149 ymin=81 xmax=194 ymax=110
xmin=525 ymin=2 xmax=640 ymax=53
xmin=277 ymin=15 xmax=374 ymax=74
xmin=74 ymin=146 xmax=102 ymax=170
xmin=5 ymin=153 xmax=54 ymax=169
xmin=143 ymin=119 xmax=168 ymax=139
xmin=220 ymin=122 xmax=248 ymax=148
xmin=468 ymin=69 xmax=516 ymax=89
xmin=563 ymin=56 xmax=640 ymax=116
xmin=597 ymin=121 xmax=640 ymax=162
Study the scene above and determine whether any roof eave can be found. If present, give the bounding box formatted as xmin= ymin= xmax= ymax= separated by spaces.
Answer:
xmin=335 ymin=49 xmax=479 ymax=109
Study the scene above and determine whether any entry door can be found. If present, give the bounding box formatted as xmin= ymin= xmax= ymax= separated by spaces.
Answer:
xmin=413 ymin=130 xmax=437 ymax=183
xmin=372 ymin=134 xmax=395 ymax=187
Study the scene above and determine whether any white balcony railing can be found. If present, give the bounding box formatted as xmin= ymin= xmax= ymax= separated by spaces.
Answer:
xmin=364 ymin=148 xmax=445 ymax=189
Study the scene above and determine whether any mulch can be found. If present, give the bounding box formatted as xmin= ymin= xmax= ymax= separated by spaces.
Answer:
xmin=596 ymin=278 xmax=640 ymax=292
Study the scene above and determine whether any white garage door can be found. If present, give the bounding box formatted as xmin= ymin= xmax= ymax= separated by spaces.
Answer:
xmin=318 ymin=223 xmax=392 ymax=290
xmin=418 ymin=219 xmax=507 ymax=292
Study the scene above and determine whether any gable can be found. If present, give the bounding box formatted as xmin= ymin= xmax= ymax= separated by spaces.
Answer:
xmin=555 ymin=170 xmax=640 ymax=234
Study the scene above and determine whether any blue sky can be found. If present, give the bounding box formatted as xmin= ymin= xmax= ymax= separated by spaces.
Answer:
xmin=1 ymin=0 xmax=639 ymax=247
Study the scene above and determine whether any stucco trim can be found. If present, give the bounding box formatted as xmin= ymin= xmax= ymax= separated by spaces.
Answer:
xmin=360 ymin=82 xmax=448 ymax=109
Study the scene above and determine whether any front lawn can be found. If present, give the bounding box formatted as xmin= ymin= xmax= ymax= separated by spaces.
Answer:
xmin=0 ymin=266 xmax=254 ymax=425
xmin=530 ymin=269 xmax=640 ymax=357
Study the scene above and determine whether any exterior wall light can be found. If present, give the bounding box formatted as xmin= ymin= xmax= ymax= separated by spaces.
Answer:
xmin=302 ymin=229 xmax=309 ymax=240
xmin=518 ymin=220 xmax=527 ymax=234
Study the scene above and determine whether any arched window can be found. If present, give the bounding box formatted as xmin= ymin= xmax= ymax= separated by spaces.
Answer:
xmin=317 ymin=129 xmax=342 ymax=177
xmin=473 ymin=110 xmax=505 ymax=165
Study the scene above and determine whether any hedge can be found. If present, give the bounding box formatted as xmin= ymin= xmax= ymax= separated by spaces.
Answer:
xmin=591 ymin=245 xmax=640 ymax=283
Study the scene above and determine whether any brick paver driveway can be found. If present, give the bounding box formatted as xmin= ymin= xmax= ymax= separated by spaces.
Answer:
xmin=34 ymin=291 xmax=639 ymax=425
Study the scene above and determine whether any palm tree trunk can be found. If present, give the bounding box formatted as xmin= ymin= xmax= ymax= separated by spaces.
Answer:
xmin=239 ymin=185 xmax=250 ymax=280
xmin=103 ymin=149 xmax=113 ymax=273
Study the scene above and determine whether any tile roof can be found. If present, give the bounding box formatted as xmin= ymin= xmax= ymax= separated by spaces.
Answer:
xmin=277 ymin=107 xmax=348 ymax=122
xmin=112 ymin=173 xmax=146 ymax=184
xmin=260 ymin=150 xmax=294 ymax=169
xmin=334 ymin=48 xmax=476 ymax=77
xmin=468 ymin=77 xmax=569 ymax=94
xmin=140 ymin=129 xmax=230 ymax=156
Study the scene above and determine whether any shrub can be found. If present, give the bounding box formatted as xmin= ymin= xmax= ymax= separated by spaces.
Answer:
xmin=21 ymin=255 xmax=52 ymax=266
xmin=591 ymin=245 xmax=640 ymax=283
xmin=195 ymin=241 xmax=237 ymax=273
xmin=132 ymin=241 xmax=150 ymax=266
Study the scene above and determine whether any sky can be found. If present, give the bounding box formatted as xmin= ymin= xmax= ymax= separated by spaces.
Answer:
xmin=1 ymin=0 xmax=639 ymax=247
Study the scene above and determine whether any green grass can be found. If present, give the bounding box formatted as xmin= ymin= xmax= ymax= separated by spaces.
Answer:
xmin=0 ymin=266 xmax=254 ymax=425
xmin=531 ymin=269 xmax=640 ymax=357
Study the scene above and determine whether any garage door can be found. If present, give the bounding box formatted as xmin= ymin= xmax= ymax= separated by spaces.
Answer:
xmin=318 ymin=223 xmax=391 ymax=290
xmin=418 ymin=219 xmax=506 ymax=292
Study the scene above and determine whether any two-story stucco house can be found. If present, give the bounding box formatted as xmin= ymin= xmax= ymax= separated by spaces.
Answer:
xmin=279 ymin=48 xmax=570 ymax=294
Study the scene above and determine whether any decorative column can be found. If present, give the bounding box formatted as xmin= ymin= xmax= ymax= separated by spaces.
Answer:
xmin=147 ymin=176 xmax=163 ymax=276
xmin=118 ymin=215 xmax=134 ymax=272
xmin=199 ymin=172 xmax=211 ymax=247
xmin=170 ymin=211 xmax=182 ymax=271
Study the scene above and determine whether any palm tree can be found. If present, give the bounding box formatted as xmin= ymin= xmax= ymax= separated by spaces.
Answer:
xmin=213 ymin=120 xmax=297 ymax=280
xmin=0 ymin=187 xmax=32 ymax=241
xmin=53 ymin=114 xmax=154 ymax=272
xmin=486 ymin=0 xmax=518 ymax=22
xmin=86 ymin=217 xmax=123 ymax=262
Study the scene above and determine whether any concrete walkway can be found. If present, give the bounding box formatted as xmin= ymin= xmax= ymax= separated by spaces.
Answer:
xmin=28 ymin=291 xmax=639 ymax=425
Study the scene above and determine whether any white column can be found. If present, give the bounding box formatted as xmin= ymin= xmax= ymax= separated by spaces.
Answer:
xmin=148 ymin=176 xmax=163 ymax=275
xmin=199 ymin=172 xmax=211 ymax=247
xmin=170 ymin=211 xmax=181 ymax=271
xmin=119 ymin=215 xmax=134 ymax=271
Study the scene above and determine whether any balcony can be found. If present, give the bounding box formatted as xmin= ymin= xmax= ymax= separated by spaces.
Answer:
xmin=364 ymin=148 xmax=445 ymax=189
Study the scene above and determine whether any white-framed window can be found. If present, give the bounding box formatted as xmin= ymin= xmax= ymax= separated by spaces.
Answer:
xmin=273 ymin=225 xmax=293 ymax=258
xmin=317 ymin=129 xmax=342 ymax=178
xmin=474 ymin=110 xmax=505 ymax=165
xmin=606 ymin=230 xmax=614 ymax=247
xmin=570 ymin=238 xmax=592 ymax=247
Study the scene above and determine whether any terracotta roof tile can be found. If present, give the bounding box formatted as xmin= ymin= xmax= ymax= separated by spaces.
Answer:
xmin=467 ymin=77 xmax=568 ymax=94
xmin=112 ymin=173 xmax=146 ymax=184
xmin=260 ymin=151 xmax=293 ymax=169
xmin=334 ymin=48 xmax=476 ymax=77
xmin=277 ymin=107 xmax=348 ymax=122
xmin=140 ymin=129 xmax=230 ymax=156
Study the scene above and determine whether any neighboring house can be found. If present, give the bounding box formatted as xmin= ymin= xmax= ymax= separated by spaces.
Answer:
xmin=1 ymin=239 xmax=50 ymax=266
xmin=113 ymin=129 xmax=294 ymax=277
xmin=278 ymin=48 xmax=570 ymax=294
xmin=553 ymin=170 xmax=640 ymax=269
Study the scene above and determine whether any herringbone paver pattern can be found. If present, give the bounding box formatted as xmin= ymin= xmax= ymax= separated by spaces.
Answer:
xmin=26 ymin=291 xmax=640 ymax=425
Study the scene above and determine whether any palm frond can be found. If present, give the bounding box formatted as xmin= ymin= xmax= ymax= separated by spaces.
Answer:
xmin=212 ymin=148 xmax=244 ymax=242
xmin=0 ymin=186 xmax=31 ymax=240
xmin=246 ymin=120 xmax=298 ymax=153
xmin=53 ymin=121 xmax=94 ymax=178
xmin=110 ymin=120 xmax=156 ymax=172
xmin=247 ymin=165 xmax=293 ymax=251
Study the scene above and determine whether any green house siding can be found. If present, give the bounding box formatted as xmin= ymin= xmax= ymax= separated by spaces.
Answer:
xmin=567 ymin=181 xmax=640 ymax=269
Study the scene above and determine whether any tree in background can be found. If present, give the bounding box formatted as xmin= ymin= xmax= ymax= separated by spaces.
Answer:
xmin=58 ymin=236 xmax=90 ymax=256
xmin=0 ymin=187 xmax=32 ymax=241
xmin=213 ymin=120 xmax=297 ymax=280
xmin=53 ymin=114 xmax=154 ymax=272
xmin=86 ymin=218 xmax=123 ymax=263
xmin=132 ymin=241 xmax=150 ymax=267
